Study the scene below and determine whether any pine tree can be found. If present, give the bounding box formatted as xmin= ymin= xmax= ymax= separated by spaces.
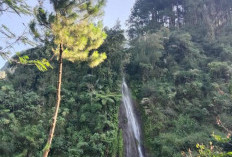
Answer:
xmin=0 ymin=0 xmax=30 ymax=15
xmin=29 ymin=1 xmax=107 ymax=156
xmin=128 ymin=0 xmax=232 ymax=40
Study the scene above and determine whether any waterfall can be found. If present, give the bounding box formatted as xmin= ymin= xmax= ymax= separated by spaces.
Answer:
xmin=122 ymin=78 xmax=144 ymax=157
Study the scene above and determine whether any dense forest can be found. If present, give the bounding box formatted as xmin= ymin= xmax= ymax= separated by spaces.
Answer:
xmin=1 ymin=0 xmax=232 ymax=157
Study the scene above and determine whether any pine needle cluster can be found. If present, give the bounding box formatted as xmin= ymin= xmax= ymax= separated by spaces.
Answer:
xmin=51 ymin=14 xmax=107 ymax=67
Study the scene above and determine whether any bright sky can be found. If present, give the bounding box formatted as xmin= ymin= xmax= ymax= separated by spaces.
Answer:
xmin=0 ymin=0 xmax=135 ymax=69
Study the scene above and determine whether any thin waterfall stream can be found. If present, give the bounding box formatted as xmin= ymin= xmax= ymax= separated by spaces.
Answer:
xmin=122 ymin=78 xmax=144 ymax=157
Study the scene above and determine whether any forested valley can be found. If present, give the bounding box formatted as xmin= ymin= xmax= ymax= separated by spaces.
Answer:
xmin=1 ymin=0 xmax=232 ymax=157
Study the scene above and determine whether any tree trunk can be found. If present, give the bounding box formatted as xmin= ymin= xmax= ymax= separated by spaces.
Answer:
xmin=43 ymin=43 xmax=63 ymax=157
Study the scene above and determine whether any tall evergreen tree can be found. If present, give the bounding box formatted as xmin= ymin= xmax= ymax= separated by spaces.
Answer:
xmin=128 ymin=0 xmax=182 ymax=38
xmin=29 ymin=0 xmax=107 ymax=156
xmin=128 ymin=0 xmax=232 ymax=40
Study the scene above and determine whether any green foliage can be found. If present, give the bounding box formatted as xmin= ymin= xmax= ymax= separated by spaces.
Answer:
xmin=174 ymin=115 xmax=200 ymax=136
xmin=17 ymin=53 xmax=53 ymax=72
xmin=0 ymin=84 xmax=47 ymax=156
xmin=30 ymin=1 xmax=108 ymax=155
xmin=0 ymin=0 xmax=31 ymax=15
xmin=127 ymin=16 xmax=232 ymax=156
xmin=0 ymin=24 xmax=125 ymax=156
xmin=128 ymin=0 xmax=232 ymax=40
xmin=208 ymin=62 xmax=232 ymax=80
xmin=51 ymin=15 xmax=107 ymax=67
xmin=196 ymin=134 xmax=232 ymax=157
xmin=29 ymin=0 xmax=107 ymax=72
xmin=127 ymin=28 xmax=169 ymax=81
xmin=118 ymin=129 xmax=124 ymax=157
xmin=212 ymin=133 xmax=230 ymax=143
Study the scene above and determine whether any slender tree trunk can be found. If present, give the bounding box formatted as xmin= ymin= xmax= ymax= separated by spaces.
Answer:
xmin=43 ymin=43 xmax=63 ymax=157
xmin=176 ymin=2 xmax=180 ymax=29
